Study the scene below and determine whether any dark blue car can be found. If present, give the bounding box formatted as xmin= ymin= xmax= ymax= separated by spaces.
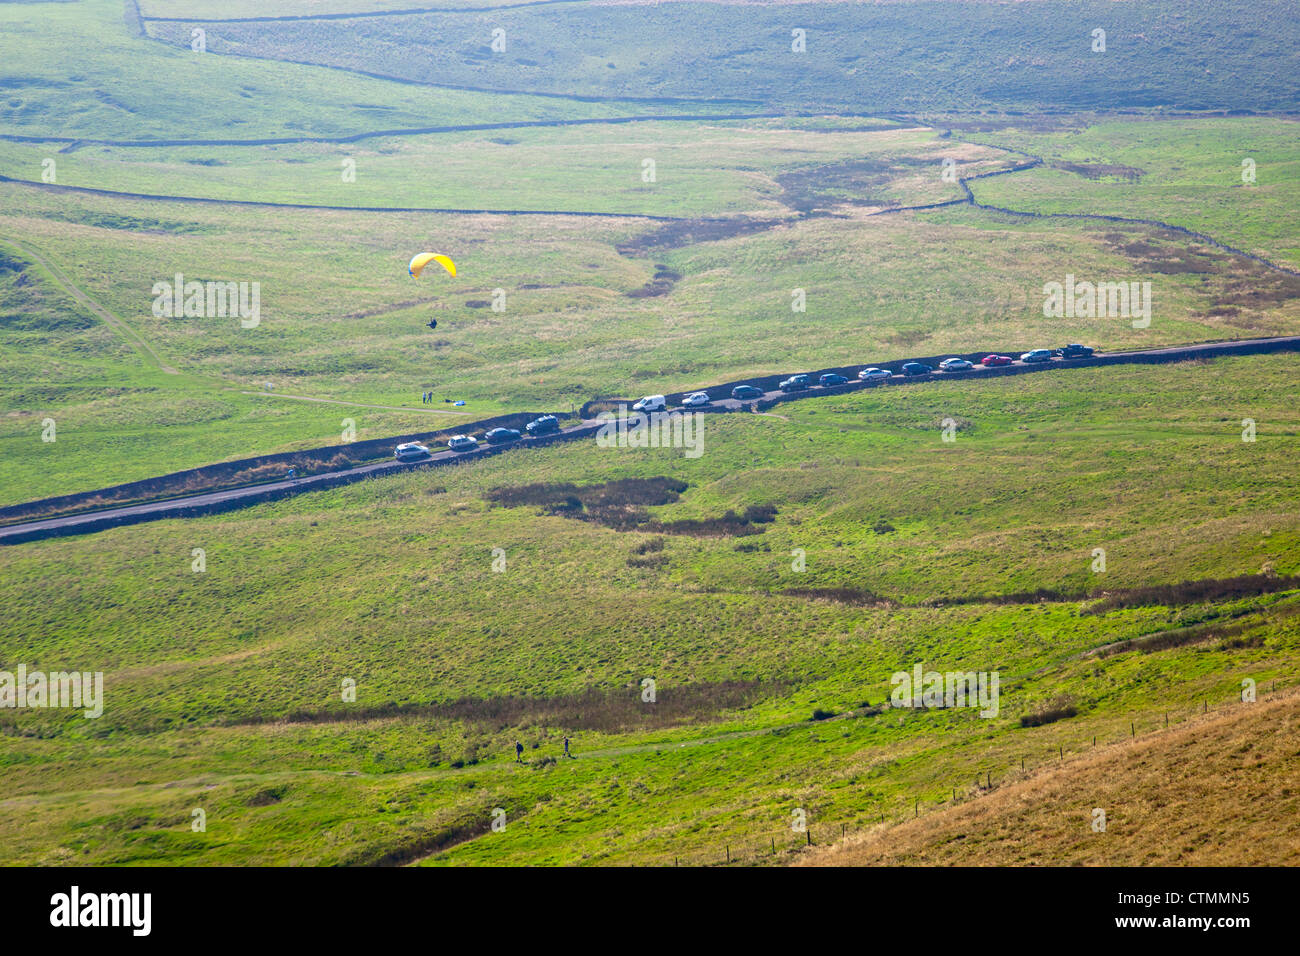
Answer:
xmin=525 ymin=415 xmax=560 ymax=436
xmin=901 ymin=362 xmax=932 ymax=377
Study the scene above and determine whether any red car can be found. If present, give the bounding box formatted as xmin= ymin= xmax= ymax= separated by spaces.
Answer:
xmin=982 ymin=354 xmax=1013 ymax=367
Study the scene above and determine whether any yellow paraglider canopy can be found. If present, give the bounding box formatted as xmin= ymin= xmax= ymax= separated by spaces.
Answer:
xmin=408 ymin=253 xmax=456 ymax=278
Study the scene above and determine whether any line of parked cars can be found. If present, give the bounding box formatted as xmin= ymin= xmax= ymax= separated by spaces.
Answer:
xmin=394 ymin=413 xmax=564 ymax=460
xmin=397 ymin=344 xmax=1096 ymax=459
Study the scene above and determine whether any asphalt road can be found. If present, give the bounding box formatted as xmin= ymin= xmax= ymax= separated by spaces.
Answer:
xmin=4 ymin=335 xmax=1298 ymax=545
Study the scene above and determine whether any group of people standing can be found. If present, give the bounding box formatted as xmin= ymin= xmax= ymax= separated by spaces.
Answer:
xmin=515 ymin=736 xmax=574 ymax=762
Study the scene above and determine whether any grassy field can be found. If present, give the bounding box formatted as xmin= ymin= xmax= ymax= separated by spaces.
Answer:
xmin=5 ymin=114 xmax=1300 ymax=503
xmin=3 ymin=0 xmax=1298 ymax=869
xmin=1 ymin=355 xmax=1298 ymax=865
xmin=0 ymin=119 xmax=954 ymax=217
xmin=0 ymin=0 xmax=721 ymax=144
xmin=141 ymin=0 xmax=1300 ymax=114
xmin=800 ymin=690 xmax=1300 ymax=866
xmin=963 ymin=117 xmax=1300 ymax=271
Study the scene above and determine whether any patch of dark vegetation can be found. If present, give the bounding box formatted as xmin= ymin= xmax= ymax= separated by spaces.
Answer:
xmin=1055 ymin=161 xmax=1144 ymax=181
xmin=464 ymin=299 xmax=491 ymax=308
xmin=616 ymin=215 xmax=786 ymax=257
xmin=245 ymin=785 xmax=289 ymax=807
xmin=1020 ymin=696 xmax=1078 ymax=728
xmin=631 ymin=536 xmax=666 ymax=555
xmin=872 ymin=521 xmax=896 ymax=534
xmin=487 ymin=476 xmax=686 ymax=529
xmin=782 ymin=587 xmax=896 ymax=608
xmin=924 ymin=587 xmax=1086 ymax=608
xmin=235 ymin=679 xmax=786 ymax=735
xmin=39 ymin=210 xmax=206 ymax=234
xmin=775 ymin=156 xmax=925 ymax=212
xmin=1209 ymin=272 xmax=1300 ymax=313
xmin=927 ymin=574 xmax=1300 ymax=611
xmin=345 ymin=815 xmax=492 ymax=867
xmin=640 ymin=504 xmax=777 ymax=538
xmin=486 ymin=478 xmax=776 ymax=536
xmin=810 ymin=708 xmax=837 ymax=721
xmin=1087 ymin=573 xmax=1300 ymax=614
xmin=627 ymin=263 xmax=686 ymax=298
xmin=1098 ymin=612 xmax=1276 ymax=658
xmin=627 ymin=537 xmax=668 ymax=567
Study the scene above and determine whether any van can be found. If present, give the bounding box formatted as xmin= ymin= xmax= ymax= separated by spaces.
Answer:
xmin=632 ymin=394 xmax=667 ymax=413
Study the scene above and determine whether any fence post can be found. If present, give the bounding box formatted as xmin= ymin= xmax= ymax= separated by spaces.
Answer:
xmin=806 ymin=830 xmax=812 ymax=846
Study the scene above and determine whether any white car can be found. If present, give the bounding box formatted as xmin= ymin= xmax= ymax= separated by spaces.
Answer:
xmin=446 ymin=434 xmax=479 ymax=452
xmin=632 ymin=394 xmax=667 ymax=413
xmin=938 ymin=358 xmax=973 ymax=372
xmin=858 ymin=367 xmax=891 ymax=383
xmin=394 ymin=442 xmax=430 ymax=462
xmin=681 ymin=391 xmax=711 ymax=407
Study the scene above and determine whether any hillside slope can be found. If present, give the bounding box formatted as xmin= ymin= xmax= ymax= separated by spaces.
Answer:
xmin=799 ymin=690 xmax=1300 ymax=866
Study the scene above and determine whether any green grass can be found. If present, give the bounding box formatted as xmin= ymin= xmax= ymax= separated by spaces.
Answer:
xmin=1 ymin=355 xmax=1297 ymax=864
xmin=963 ymin=117 xmax=1300 ymax=270
xmin=3 ymin=0 xmax=1299 ymax=868
xmin=142 ymin=0 xmax=1300 ymax=114
xmin=0 ymin=0 xmax=718 ymax=143
xmin=0 ymin=119 xmax=948 ymax=217
xmin=5 ymin=109 xmax=1300 ymax=502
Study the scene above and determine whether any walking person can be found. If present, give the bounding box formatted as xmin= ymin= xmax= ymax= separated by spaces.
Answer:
xmin=515 ymin=740 xmax=524 ymax=763
xmin=563 ymin=735 xmax=572 ymax=759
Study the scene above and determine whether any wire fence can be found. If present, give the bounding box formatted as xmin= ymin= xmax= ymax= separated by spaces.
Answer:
xmin=658 ymin=677 xmax=1295 ymax=867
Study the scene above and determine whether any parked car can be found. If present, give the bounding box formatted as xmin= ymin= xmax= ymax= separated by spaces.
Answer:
xmin=901 ymin=362 xmax=933 ymax=377
xmin=525 ymin=415 xmax=560 ymax=436
xmin=394 ymin=442 xmax=430 ymax=462
xmin=484 ymin=427 xmax=521 ymax=444
xmin=981 ymin=354 xmax=1013 ymax=367
xmin=938 ymin=358 xmax=973 ymax=372
xmin=858 ymin=367 xmax=892 ymax=383
xmin=1059 ymin=343 xmax=1095 ymax=359
xmin=633 ymin=394 xmax=667 ymax=413
xmin=446 ymin=434 xmax=479 ymax=451
xmin=1020 ymin=349 xmax=1053 ymax=363
xmin=731 ymin=384 xmax=764 ymax=401
xmin=819 ymin=373 xmax=849 ymax=387
xmin=779 ymin=374 xmax=811 ymax=392
xmin=682 ymin=391 xmax=711 ymax=407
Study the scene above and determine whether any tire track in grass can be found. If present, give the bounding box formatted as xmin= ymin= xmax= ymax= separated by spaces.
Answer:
xmin=0 ymin=235 xmax=180 ymax=375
